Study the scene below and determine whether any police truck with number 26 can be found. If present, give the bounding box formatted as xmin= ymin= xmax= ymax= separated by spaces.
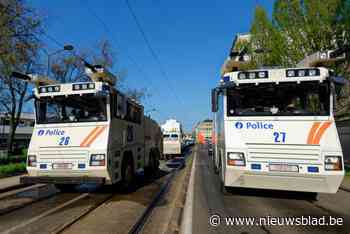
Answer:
xmin=16 ymin=63 xmax=162 ymax=190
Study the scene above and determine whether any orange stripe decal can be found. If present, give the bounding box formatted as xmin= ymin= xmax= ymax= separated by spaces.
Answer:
xmin=312 ymin=121 xmax=332 ymax=145
xmin=307 ymin=122 xmax=321 ymax=144
xmin=80 ymin=127 xmax=100 ymax=147
xmin=84 ymin=126 xmax=107 ymax=147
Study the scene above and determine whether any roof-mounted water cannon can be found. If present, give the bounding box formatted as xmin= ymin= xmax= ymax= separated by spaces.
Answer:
xmin=11 ymin=72 xmax=58 ymax=86
xmin=84 ymin=61 xmax=116 ymax=86
xmin=297 ymin=48 xmax=347 ymax=67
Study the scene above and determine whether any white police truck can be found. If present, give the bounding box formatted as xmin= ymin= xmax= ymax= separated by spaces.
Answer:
xmin=212 ymin=67 xmax=345 ymax=195
xmin=17 ymin=64 xmax=162 ymax=190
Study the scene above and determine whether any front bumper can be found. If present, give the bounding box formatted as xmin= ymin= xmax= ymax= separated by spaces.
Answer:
xmin=20 ymin=176 xmax=105 ymax=185
xmin=224 ymin=169 xmax=344 ymax=193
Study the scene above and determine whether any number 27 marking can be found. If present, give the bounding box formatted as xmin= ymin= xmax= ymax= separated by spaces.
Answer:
xmin=273 ymin=132 xmax=286 ymax=143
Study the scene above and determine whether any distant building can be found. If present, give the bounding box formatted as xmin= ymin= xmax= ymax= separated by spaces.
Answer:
xmin=194 ymin=119 xmax=213 ymax=144
xmin=0 ymin=112 xmax=35 ymax=148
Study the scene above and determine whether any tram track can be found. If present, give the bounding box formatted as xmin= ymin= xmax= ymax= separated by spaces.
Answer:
xmin=0 ymin=169 xmax=177 ymax=234
xmin=0 ymin=184 xmax=59 ymax=216
xmin=0 ymin=148 xmax=192 ymax=234
xmin=54 ymin=165 xmax=182 ymax=234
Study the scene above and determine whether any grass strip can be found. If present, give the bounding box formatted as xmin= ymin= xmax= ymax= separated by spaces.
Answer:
xmin=0 ymin=162 xmax=26 ymax=177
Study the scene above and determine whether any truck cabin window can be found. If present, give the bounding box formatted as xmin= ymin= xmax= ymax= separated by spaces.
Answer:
xmin=227 ymin=81 xmax=330 ymax=116
xmin=35 ymin=94 xmax=107 ymax=124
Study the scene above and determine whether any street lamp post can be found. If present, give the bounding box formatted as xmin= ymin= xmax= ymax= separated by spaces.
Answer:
xmin=43 ymin=45 xmax=74 ymax=77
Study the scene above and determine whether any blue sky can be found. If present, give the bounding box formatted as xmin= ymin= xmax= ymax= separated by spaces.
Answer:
xmin=29 ymin=0 xmax=273 ymax=132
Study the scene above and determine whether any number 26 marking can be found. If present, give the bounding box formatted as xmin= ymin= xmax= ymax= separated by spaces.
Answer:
xmin=59 ymin=136 xmax=70 ymax=145
xmin=273 ymin=132 xmax=286 ymax=143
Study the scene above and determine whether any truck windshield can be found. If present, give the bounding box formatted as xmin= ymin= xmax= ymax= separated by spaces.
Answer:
xmin=163 ymin=134 xmax=179 ymax=140
xmin=35 ymin=94 xmax=107 ymax=124
xmin=227 ymin=81 xmax=330 ymax=116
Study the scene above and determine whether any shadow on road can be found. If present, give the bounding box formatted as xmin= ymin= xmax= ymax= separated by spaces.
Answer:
xmin=226 ymin=187 xmax=317 ymax=201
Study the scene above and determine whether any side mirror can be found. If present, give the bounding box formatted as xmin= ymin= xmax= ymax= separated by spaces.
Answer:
xmin=211 ymin=89 xmax=218 ymax=113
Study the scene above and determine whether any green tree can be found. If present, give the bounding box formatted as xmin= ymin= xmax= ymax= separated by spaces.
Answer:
xmin=250 ymin=6 xmax=287 ymax=67
xmin=272 ymin=0 xmax=344 ymax=65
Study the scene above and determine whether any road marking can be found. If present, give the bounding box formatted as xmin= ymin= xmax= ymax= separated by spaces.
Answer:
xmin=2 ymin=193 xmax=90 ymax=234
xmin=180 ymin=147 xmax=196 ymax=234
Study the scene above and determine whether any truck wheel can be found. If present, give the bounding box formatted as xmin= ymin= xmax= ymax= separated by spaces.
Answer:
xmin=308 ymin=192 xmax=318 ymax=201
xmin=213 ymin=164 xmax=219 ymax=174
xmin=213 ymin=156 xmax=219 ymax=174
xmin=120 ymin=158 xmax=135 ymax=192
xmin=220 ymin=180 xmax=230 ymax=196
xmin=145 ymin=152 xmax=158 ymax=177
xmin=154 ymin=149 xmax=160 ymax=170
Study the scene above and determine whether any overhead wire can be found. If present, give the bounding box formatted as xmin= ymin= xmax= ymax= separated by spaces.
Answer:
xmin=124 ymin=0 xmax=184 ymax=107
xmin=80 ymin=0 xmax=168 ymax=119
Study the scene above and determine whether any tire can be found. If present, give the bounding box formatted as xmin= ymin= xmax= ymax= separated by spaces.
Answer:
xmin=308 ymin=192 xmax=318 ymax=201
xmin=213 ymin=156 xmax=219 ymax=174
xmin=120 ymin=157 xmax=135 ymax=192
xmin=145 ymin=153 xmax=154 ymax=177
xmin=153 ymin=148 xmax=160 ymax=171
xmin=219 ymin=160 xmax=230 ymax=195
xmin=55 ymin=184 xmax=76 ymax=192
xmin=213 ymin=164 xmax=219 ymax=174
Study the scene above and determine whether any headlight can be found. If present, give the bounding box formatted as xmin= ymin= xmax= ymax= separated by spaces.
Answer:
xmin=227 ymin=152 xmax=245 ymax=166
xmin=324 ymin=156 xmax=342 ymax=171
xmin=90 ymin=154 xmax=106 ymax=166
xmin=28 ymin=155 xmax=37 ymax=167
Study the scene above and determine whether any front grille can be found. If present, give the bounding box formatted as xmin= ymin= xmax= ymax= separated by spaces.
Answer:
xmin=39 ymin=149 xmax=88 ymax=162
xmin=247 ymin=143 xmax=321 ymax=164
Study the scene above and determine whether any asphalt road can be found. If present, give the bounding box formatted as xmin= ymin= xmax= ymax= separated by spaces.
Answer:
xmin=192 ymin=145 xmax=350 ymax=234
xmin=0 ymin=160 xmax=175 ymax=234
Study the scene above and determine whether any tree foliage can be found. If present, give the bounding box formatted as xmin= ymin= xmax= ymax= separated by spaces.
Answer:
xmin=250 ymin=6 xmax=287 ymax=67
xmin=0 ymin=0 xmax=41 ymax=153
xmin=249 ymin=0 xmax=350 ymax=67
xmin=49 ymin=39 xmax=147 ymax=101
xmin=248 ymin=1 xmax=350 ymax=118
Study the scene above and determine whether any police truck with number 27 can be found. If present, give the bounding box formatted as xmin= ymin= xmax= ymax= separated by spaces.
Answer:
xmin=212 ymin=67 xmax=345 ymax=195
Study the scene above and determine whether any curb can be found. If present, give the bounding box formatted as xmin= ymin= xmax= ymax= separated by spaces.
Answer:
xmin=166 ymin=163 xmax=192 ymax=234
xmin=179 ymin=147 xmax=196 ymax=234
